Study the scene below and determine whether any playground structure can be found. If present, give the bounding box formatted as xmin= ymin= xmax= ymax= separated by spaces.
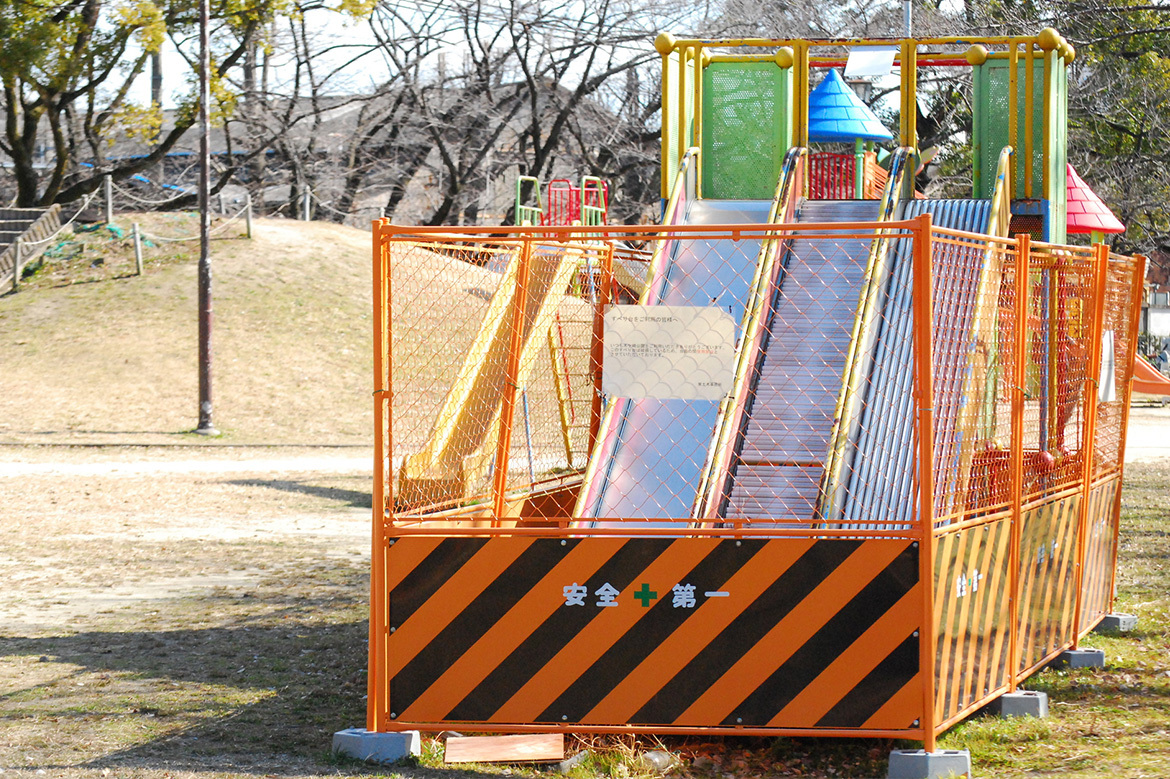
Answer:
xmin=515 ymin=175 xmax=609 ymax=227
xmin=367 ymin=30 xmax=1148 ymax=759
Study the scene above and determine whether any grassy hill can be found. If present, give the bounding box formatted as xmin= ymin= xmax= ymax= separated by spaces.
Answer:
xmin=0 ymin=213 xmax=374 ymax=446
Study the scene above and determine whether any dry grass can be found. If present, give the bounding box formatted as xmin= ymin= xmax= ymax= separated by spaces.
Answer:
xmin=0 ymin=212 xmax=373 ymax=445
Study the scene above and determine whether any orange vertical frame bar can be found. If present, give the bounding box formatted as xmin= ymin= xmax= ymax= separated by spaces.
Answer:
xmin=492 ymin=238 xmax=535 ymax=520
xmin=589 ymin=245 xmax=615 ymax=450
xmin=1008 ymin=234 xmax=1030 ymax=689
xmin=1071 ymin=243 xmax=1109 ymax=642
xmin=912 ymin=213 xmax=937 ymax=750
xmin=369 ymin=219 xmax=390 ymax=732
xmin=1106 ymin=255 xmax=1148 ymax=611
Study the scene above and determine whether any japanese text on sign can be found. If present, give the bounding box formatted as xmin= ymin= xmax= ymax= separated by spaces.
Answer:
xmin=562 ymin=582 xmax=730 ymax=608
xmin=602 ymin=306 xmax=735 ymax=400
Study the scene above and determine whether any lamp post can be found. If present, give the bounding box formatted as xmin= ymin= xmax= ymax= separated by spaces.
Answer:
xmin=195 ymin=0 xmax=218 ymax=435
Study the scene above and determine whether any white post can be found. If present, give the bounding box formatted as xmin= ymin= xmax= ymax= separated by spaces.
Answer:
xmin=133 ymin=223 xmax=143 ymax=275
xmin=245 ymin=193 xmax=253 ymax=238
xmin=302 ymin=189 xmax=311 ymax=221
xmin=104 ymin=175 xmax=114 ymax=224
xmin=217 ymin=191 xmax=225 ymax=214
xmin=10 ymin=237 xmax=22 ymax=292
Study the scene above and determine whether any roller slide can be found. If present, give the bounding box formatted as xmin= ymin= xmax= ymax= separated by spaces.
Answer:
xmin=574 ymin=199 xmax=773 ymax=524
xmin=837 ymin=198 xmax=993 ymax=527
xmin=718 ymin=200 xmax=880 ymax=525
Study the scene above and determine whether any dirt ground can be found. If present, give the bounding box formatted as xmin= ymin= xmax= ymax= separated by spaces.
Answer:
xmin=0 ymin=406 xmax=1167 ymax=778
xmin=0 ymin=442 xmax=378 ymax=778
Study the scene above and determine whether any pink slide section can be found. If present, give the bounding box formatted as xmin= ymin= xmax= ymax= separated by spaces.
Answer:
xmin=1134 ymin=355 xmax=1170 ymax=395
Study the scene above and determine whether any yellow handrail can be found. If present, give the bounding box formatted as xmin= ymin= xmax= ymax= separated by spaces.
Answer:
xmin=987 ymin=146 xmax=1015 ymax=238
xmin=693 ymin=147 xmax=809 ymax=521
xmin=638 ymin=147 xmax=698 ymax=305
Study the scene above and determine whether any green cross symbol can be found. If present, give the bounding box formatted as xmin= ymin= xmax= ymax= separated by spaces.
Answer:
xmin=634 ymin=583 xmax=658 ymax=607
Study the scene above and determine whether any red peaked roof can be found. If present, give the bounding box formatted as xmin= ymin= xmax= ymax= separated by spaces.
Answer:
xmin=1066 ymin=164 xmax=1125 ymax=234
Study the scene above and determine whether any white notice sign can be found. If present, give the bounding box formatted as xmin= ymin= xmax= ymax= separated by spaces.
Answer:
xmin=603 ymin=306 xmax=735 ymax=400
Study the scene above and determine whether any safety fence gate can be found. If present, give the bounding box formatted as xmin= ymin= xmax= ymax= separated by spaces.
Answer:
xmin=369 ymin=218 xmax=1144 ymax=749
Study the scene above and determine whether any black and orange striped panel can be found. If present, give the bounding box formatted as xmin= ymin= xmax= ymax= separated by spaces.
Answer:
xmin=383 ymin=537 xmax=922 ymax=732
xmin=1017 ymin=493 xmax=1081 ymax=673
xmin=933 ymin=518 xmax=1013 ymax=725
xmin=1079 ymin=478 xmax=1120 ymax=631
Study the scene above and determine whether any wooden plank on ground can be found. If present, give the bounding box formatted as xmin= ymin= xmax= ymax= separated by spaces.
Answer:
xmin=444 ymin=733 xmax=564 ymax=764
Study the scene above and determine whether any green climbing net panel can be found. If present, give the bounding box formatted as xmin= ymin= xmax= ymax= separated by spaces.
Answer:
xmin=973 ymin=54 xmax=1068 ymax=240
xmin=701 ymin=61 xmax=792 ymax=200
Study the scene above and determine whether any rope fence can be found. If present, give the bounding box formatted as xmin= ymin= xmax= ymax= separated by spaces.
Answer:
xmin=8 ymin=171 xmax=394 ymax=292
xmin=6 ymin=186 xmax=253 ymax=291
xmin=110 ymin=179 xmax=192 ymax=207
xmin=104 ymin=172 xmax=389 ymax=228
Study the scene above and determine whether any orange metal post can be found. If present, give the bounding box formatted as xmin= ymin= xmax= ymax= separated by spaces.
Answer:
xmin=589 ymin=244 xmax=615 ymax=450
xmin=369 ymin=219 xmax=390 ymax=732
xmin=1106 ymin=254 xmax=1148 ymax=611
xmin=1071 ymin=243 xmax=1109 ymax=643
xmin=912 ymin=213 xmax=937 ymax=750
xmin=492 ymin=238 xmax=535 ymax=521
xmin=1008 ymin=234 xmax=1030 ymax=689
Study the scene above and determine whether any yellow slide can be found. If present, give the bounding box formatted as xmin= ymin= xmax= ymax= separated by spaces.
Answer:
xmin=397 ymin=242 xmax=583 ymax=509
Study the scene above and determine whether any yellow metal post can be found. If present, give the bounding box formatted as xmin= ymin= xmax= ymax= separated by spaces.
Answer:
xmin=793 ymin=41 xmax=810 ymax=150
xmin=899 ymin=40 xmax=918 ymax=148
xmin=694 ymin=45 xmax=705 ymax=198
xmin=1024 ymin=43 xmax=1034 ymax=199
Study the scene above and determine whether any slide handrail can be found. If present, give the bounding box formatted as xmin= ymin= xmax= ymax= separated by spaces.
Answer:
xmin=640 ymin=146 xmax=699 ymax=305
xmin=986 ymin=146 xmax=1015 ymax=238
xmin=571 ymin=146 xmax=699 ymax=520
xmin=818 ymin=146 xmax=919 ymax=522
xmin=693 ymin=146 xmax=809 ymax=520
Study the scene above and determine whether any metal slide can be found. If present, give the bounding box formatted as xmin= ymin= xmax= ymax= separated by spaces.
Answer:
xmin=717 ymin=199 xmax=881 ymax=525
xmin=573 ymin=198 xmax=774 ymax=525
xmin=837 ymin=198 xmax=993 ymax=527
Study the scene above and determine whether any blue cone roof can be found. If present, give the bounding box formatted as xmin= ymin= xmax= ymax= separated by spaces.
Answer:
xmin=808 ymin=69 xmax=894 ymax=143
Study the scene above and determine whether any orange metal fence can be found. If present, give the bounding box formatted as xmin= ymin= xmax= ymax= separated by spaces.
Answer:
xmin=370 ymin=218 xmax=1144 ymax=747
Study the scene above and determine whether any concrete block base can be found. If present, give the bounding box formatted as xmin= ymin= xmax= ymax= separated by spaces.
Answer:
xmin=1094 ymin=613 xmax=1137 ymax=633
xmin=887 ymin=749 xmax=971 ymax=779
xmin=1054 ymin=648 xmax=1106 ymax=669
xmin=332 ymin=728 xmax=421 ymax=764
xmin=995 ymin=690 xmax=1049 ymax=718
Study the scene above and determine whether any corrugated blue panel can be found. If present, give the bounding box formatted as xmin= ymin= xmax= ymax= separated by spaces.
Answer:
xmin=839 ymin=199 xmax=991 ymax=528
